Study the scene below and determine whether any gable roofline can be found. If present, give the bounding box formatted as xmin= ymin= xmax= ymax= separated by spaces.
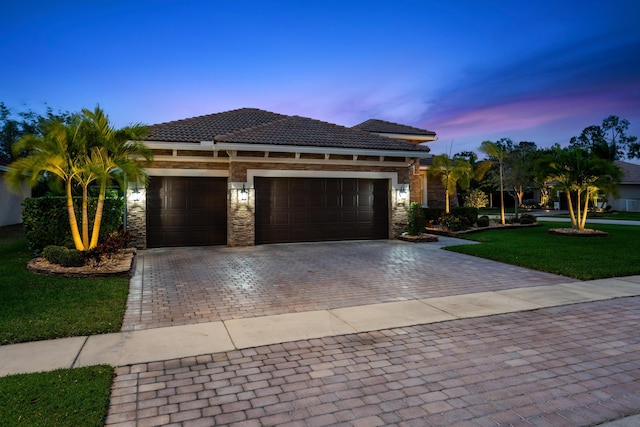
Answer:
xmin=352 ymin=118 xmax=437 ymax=142
xmin=615 ymin=160 xmax=640 ymax=184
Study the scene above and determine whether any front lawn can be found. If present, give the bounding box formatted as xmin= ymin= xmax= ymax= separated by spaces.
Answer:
xmin=447 ymin=222 xmax=640 ymax=280
xmin=0 ymin=365 xmax=113 ymax=427
xmin=0 ymin=229 xmax=130 ymax=345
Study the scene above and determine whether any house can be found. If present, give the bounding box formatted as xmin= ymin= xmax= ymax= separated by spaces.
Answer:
xmin=608 ymin=161 xmax=640 ymax=212
xmin=0 ymin=161 xmax=31 ymax=227
xmin=126 ymin=108 xmax=435 ymax=248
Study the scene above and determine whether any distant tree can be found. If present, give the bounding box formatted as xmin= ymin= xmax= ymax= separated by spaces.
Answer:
xmin=479 ymin=140 xmax=509 ymax=224
xmin=454 ymin=150 xmax=492 ymax=190
xmin=427 ymin=154 xmax=473 ymax=213
xmin=0 ymin=102 xmax=71 ymax=162
xmin=570 ymin=115 xmax=639 ymax=160
xmin=503 ymin=141 xmax=538 ymax=218
xmin=536 ymin=146 xmax=621 ymax=230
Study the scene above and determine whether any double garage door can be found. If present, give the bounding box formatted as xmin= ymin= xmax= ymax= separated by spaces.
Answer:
xmin=255 ymin=177 xmax=389 ymax=244
xmin=146 ymin=176 xmax=389 ymax=247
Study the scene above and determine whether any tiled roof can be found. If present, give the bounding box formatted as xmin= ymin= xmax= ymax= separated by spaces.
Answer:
xmin=147 ymin=108 xmax=430 ymax=153
xmin=615 ymin=160 xmax=640 ymax=183
xmin=352 ymin=119 xmax=436 ymax=137
xmin=147 ymin=108 xmax=287 ymax=143
xmin=215 ymin=115 xmax=430 ymax=152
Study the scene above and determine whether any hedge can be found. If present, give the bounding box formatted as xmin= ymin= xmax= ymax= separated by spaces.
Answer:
xmin=22 ymin=196 xmax=125 ymax=253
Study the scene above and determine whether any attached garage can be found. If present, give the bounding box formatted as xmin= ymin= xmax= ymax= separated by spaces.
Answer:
xmin=146 ymin=176 xmax=227 ymax=247
xmin=255 ymin=177 xmax=389 ymax=244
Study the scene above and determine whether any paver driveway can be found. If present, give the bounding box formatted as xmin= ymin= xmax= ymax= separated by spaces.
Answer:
xmin=122 ymin=239 xmax=570 ymax=331
xmin=107 ymin=297 xmax=640 ymax=426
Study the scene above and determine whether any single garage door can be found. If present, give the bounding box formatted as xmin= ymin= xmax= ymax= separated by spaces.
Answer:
xmin=146 ymin=176 xmax=227 ymax=247
xmin=255 ymin=177 xmax=389 ymax=244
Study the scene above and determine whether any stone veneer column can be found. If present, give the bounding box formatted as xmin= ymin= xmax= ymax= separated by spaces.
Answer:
xmin=391 ymin=183 xmax=409 ymax=238
xmin=227 ymin=183 xmax=255 ymax=246
xmin=126 ymin=187 xmax=147 ymax=249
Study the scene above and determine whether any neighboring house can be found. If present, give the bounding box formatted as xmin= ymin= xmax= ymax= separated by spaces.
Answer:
xmin=608 ymin=161 xmax=640 ymax=212
xmin=0 ymin=161 xmax=31 ymax=227
xmin=127 ymin=108 xmax=435 ymax=248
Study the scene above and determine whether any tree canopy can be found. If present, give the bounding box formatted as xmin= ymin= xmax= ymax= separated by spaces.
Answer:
xmin=569 ymin=115 xmax=639 ymax=160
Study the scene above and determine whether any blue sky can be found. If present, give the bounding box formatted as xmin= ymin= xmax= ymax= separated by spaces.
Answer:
xmin=2 ymin=1 xmax=639 ymax=157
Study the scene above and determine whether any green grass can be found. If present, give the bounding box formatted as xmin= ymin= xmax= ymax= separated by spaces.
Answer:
xmin=447 ymin=222 xmax=640 ymax=280
xmin=0 ymin=228 xmax=130 ymax=345
xmin=0 ymin=365 xmax=113 ymax=427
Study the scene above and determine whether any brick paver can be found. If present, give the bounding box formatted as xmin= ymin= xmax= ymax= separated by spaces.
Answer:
xmin=107 ymin=297 xmax=640 ymax=426
xmin=123 ymin=240 xmax=569 ymax=331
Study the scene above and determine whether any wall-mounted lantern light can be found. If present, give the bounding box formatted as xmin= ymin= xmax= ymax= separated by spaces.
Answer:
xmin=131 ymin=182 xmax=142 ymax=203
xmin=239 ymin=184 xmax=248 ymax=202
xmin=398 ymin=184 xmax=408 ymax=200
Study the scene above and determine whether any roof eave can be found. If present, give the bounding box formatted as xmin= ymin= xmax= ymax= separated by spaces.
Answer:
xmin=214 ymin=142 xmax=432 ymax=158
xmin=370 ymin=132 xmax=437 ymax=142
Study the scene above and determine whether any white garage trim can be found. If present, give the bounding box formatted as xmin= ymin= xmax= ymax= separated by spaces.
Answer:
xmin=246 ymin=169 xmax=399 ymax=188
xmin=145 ymin=168 xmax=229 ymax=177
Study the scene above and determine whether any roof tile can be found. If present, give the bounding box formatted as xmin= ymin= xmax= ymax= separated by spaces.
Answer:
xmin=352 ymin=119 xmax=436 ymax=137
xmin=147 ymin=108 xmax=430 ymax=153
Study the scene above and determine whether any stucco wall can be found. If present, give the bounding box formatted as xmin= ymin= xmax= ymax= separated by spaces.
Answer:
xmin=0 ymin=169 xmax=30 ymax=226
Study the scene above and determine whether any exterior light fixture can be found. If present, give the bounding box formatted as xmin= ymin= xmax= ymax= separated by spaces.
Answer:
xmin=131 ymin=182 xmax=142 ymax=202
xmin=239 ymin=184 xmax=248 ymax=202
xmin=398 ymin=185 xmax=408 ymax=199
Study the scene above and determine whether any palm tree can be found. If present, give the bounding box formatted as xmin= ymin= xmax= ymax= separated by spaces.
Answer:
xmin=537 ymin=146 xmax=621 ymax=230
xmin=5 ymin=118 xmax=86 ymax=250
xmin=479 ymin=141 xmax=508 ymax=224
xmin=5 ymin=106 xmax=152 ymax=250
xmin=427 ymin=154 xmax=472 ymax=213
xmin=79 ymin=107 xmax=152 ymax=249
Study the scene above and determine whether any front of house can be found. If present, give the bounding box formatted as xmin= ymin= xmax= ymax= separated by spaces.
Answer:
xmin=126 ymin=108 xmax=436 ymax=248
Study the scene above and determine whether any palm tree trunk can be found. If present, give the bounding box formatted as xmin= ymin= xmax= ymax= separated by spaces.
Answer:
xmin=576 ymin=190 xmax=582 ymax=230
xmin=580 ymin=192 xmax=590 ymax=229
xmin=82 ymin=184 xmax=89 ymax=250
xmin=66 ymin=180 xmax=84 ymax=250
xmin=567 ymin=191 xmax=578 ymax=229
xmin=89 ymin=179 xmax=106 ymax=249
xmin=445 ymin=191 xmax=450 ymax=213
xmin=499 ymin=162 xmax=505 ymax=225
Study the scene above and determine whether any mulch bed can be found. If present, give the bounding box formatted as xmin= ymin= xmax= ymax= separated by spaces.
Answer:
xmin=27 ymin=249 xmax=136 ymax=278
xmin=397 ymin=234 xmax=439 ymax=243
xmin=547 ymin=228 xmax=609 ymax=237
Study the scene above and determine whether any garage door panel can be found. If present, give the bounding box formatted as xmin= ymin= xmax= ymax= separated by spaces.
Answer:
xmin=255 ymin=177 xmax=388 ymax=244
xmin=146 ymin=177 xmax=227 ymax=248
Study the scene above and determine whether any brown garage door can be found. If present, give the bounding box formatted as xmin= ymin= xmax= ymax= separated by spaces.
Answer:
xmin=146 ymin=176 xmax=227 ymax=247
xmin=255 ymin=177 xmax=388 ymax=244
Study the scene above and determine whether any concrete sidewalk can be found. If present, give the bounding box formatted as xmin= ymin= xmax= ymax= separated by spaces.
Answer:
xmin=2 ymin=275 xmax=640 ymax=377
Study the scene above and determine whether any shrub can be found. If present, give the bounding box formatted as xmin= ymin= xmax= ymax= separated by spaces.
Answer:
xmin=451 ymin=207 xmax=478 ymax=226
xmin=42 ymin=245 xmax=68 ymax=265
xmin=86 ymin=229 xmax=133 ymax=263
xmin=406 ymin=202 xmax=426 ymax=235
xmin=477 ymin=215 xmax=490 ymax=227
xmin=520 ymin=199 xmax=539 ymax=209
xmin=519 ymin=213 xmax=537 ymax=224
xmin=62 ymin=249 xmax=85 ymax=267
xmin=463 ymin=189 xmax=489 ymax=209
xmin=423 ymin=207 xmax=446 ymax=225
xmin=441 ymin=214 xmax=468 ymax=231
xmin=22 ymin=196 xmax=125 ymax=253
xmin=42 ymin=245 xmax=86 ymax=267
